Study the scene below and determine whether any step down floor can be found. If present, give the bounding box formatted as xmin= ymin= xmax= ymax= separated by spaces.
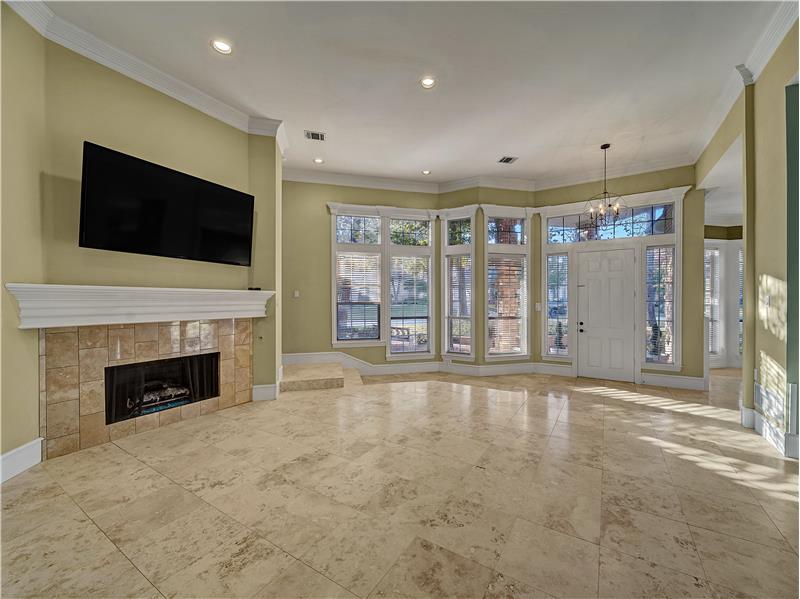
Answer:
xmin=280 ymin=363 xmax=345 ymax=392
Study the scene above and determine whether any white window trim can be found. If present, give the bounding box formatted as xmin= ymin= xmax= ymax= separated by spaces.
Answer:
xmin=440 ymin=204 xmax=478 ymax=360
xmin=328 ymin=203 xmax=438 ymax=351
xmin=543 ymin=252 xmax=571 ymax=361
xmin=537 ymin=187 xmax=688 ymax=378
xmin=386 ymin=217 xmax=436 ymax=361
xmin=482 ymin=205 xmax=533 ymax=361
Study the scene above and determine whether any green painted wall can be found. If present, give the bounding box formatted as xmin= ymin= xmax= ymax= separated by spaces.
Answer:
xmin=1 ymin=6 xmax=47 ymax=454
xmin=704 ymin=225 xmax=743 ymax=240
xmin=1 ymin=9 xmax=280 ymax=453
xmin=753 ymin=22 xmax=798 ymax=426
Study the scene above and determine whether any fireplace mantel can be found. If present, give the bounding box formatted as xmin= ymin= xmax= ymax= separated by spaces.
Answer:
xmin=5 ymin=283 xmax=275 ymax=328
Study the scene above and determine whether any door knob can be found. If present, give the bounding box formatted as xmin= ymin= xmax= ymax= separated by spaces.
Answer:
xmin=579 ymin=321 xmax=584 ymax=325
xmin=579 ymin=328 xmax=584 ymax=333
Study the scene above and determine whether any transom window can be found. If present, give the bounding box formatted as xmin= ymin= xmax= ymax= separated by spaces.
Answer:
xmin=390 ymin=219 xmax=430 ymax=246
xmin=336 ymin=215 xmax=380 ymax=244
xmin=447 ymin=218 xmax=472 ymax=245
xmin=548 ymin=203 xmax=674 ymax=244
xmin=488 ymin=217 xmax=525 ymax=244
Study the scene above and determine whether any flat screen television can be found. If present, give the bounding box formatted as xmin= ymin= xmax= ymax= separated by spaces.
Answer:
xmin=79 ymin=141 xmax=255 ymax=266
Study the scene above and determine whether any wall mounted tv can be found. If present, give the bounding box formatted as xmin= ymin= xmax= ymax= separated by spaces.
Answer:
xmin=79 ymin=141 xmax=255 ymax=266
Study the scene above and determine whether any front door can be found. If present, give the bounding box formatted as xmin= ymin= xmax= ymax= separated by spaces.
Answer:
xmin=577 ymin=248 xmax=636 ymax=382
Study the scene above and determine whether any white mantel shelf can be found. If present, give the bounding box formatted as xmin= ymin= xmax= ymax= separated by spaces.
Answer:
xmin=5 ymin=283 xmax=275 ymax=329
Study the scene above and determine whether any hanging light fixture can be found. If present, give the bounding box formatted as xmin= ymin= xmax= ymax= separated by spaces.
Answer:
xmin=580 ymin=143 xmax=627 ymax=231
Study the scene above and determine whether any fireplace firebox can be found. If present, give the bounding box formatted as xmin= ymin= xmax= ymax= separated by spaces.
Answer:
xmin=105 ymin=353 xmax=219 ymax=424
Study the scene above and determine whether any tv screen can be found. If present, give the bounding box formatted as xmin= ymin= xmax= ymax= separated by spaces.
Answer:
xmin=79 ymin=142 xmax=254 ymax=266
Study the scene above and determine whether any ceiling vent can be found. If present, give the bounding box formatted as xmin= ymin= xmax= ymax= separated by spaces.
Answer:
xmin=304 ymin=130 xmax=326 ymax=141
xmin=498 ymin=156 xmax=518 ymax=164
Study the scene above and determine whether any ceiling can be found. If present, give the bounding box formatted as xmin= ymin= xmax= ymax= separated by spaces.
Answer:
xmin=45 ymin=1 xmax=783 ymax=187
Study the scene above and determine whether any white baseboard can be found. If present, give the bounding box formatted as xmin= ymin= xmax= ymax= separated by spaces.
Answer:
xmin=283 ymin=351 xmax=440 ymax=376
xmin=753 ymin=411 xmax=796 ymax=457
xmin=740 ymin=402 xmax=755 ymax=429
xmin=284 ymin=352 xmax=574 ymax=379
xmin=253 ymin=384 xmax=278 ymax=401
xmin=640 ymin=373 xmax=706 ymax=390
xmin=1 ymin=437 xmax=43 ymax=483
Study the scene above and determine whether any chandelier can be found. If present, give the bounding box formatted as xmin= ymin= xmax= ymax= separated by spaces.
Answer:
xmin=581 ymin=143 xmax=627 ymax=229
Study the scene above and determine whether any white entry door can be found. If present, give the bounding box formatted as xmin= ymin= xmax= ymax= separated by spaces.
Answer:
xmin=577 ymin=248 xmax=636 ymax=382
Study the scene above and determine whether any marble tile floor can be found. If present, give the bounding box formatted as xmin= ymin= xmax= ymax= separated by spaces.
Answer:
xmin=2 ymin=372 xmax=797 ymax=599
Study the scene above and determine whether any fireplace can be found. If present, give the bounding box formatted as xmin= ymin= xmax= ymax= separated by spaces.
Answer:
xmin=105 ymin=353 xmax=220 ymax=424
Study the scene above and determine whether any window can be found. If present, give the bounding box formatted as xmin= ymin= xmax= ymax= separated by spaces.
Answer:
xmin=704 ymin=248 xmax=721 ymax=354
xmin=389 ymin=257 xmax=430 ymax=353
xmin=446 ymin=255 xmax=472 ymax=354
xmin=485 ymin=209 xmax=529 ymax=357
xmin=448 ymin=218 xmax=472 ymax=245
xmin=443 ymin=211 xmax=475 ymax=354
xmin=336 ymin=215 xmax=380 ymax=244
xmin=487 ymin=255 xmax=527 ymax=354
xmin=738 ymin=247 xmax=744 ymax=354
xmin=331 ymin=207 xmax=433 ymax=351
xmin=546 ymin=254 xmax=569 ymax=356
xmin=488 ymin=217 xmax=525 ymax=244
xmin=645 ymin=246 xmax=675 ymax=364
xmin=336 ymin=253 xmax=380 ymax=341
xmin=547 ymin=203 xmax=674 ymax=244
xmin=390 ymin=219 xmax=429 ymax=246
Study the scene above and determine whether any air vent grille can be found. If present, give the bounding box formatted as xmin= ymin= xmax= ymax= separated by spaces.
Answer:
xmin=498 ymin=156 xmax=518 ymax=164
xmin=304 ymin=130 xmax=326 ymax=141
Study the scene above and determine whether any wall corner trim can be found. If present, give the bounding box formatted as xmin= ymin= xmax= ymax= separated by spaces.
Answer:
xmin=1 ymin=438 xmax=43 ymax=483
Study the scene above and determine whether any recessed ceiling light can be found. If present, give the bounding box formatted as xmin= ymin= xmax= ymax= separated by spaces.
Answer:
xmin=211 ymin=39 xmax=232 ymax=55
xmin=420 ymin=76 xmax=436 ymax=89
xmin=421 ymin=170 xmax=431 ymax=175
xmin=313 ymin=157 xmax=325 ymax=164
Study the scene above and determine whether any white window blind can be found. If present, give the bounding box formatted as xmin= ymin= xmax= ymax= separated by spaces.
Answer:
xmin=738 ymin=247 xmax=744 ymax=354
xmin=390 ymin=256 xmax=430 ymax=353
xmin=704 ymin=248 xmax=721 ymax=354
xmin=546 ymin=254 xmax=569 ymax=356
xmin=446 ymin=255 xmax=472 ymax=354
xmin=487 ymin=254 xmax=527 ymax=355
xmin=645 ymin=246 xmax=675 ymax=364
xmin=336 ymin=253 xmax=380 ymax=341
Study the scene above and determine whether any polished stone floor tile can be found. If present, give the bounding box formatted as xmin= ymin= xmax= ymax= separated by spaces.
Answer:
xmin=370 ymin=536 xmax=494 ymax=598
xmin=496 ymin=518 xmax=600 ymax=599
xmin=2 ymin=370 xmax=797 ymax=599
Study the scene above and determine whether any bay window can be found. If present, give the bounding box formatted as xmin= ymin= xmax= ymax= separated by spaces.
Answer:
xmin=704 ymin=248 xmax=721 ymax=354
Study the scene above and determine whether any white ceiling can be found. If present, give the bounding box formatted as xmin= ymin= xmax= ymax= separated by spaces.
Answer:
xmin=45 ymin=1 xmax=783 ymax=187
xmin=699 ymin=137 xmax=743 ymax=226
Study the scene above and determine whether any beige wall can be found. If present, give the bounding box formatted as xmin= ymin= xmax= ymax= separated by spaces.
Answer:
xmin=1 ymin=9 xmax=280 ymax=453
xmin=1 ymin=6 xmax=48 ymax=454
xmin=753 ymin=21 xmax=798 ymax=419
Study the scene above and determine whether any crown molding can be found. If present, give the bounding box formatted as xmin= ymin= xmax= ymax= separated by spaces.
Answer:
xmin=690 ymin=1 xmax=798 ymax=162
xmin=439 ymin=176 xmax=536 ymax=194
xmin=534 ymin=155 xmax=694 ymax=192
xmin=283 ymin=168 xmax=439 ymax=194
xmin=7 ymin=1 xmax=286 ymax=151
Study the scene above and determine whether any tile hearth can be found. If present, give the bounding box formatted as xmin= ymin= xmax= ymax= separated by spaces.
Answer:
xmin=2 ymin=373 xmax=797 ymax=598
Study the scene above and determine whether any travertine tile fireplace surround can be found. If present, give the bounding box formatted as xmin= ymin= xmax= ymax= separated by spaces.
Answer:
xmin=39 ymin=318 xmax=253 ymax=458
xmin=5 ymin=284 xmax=274 ymax=461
